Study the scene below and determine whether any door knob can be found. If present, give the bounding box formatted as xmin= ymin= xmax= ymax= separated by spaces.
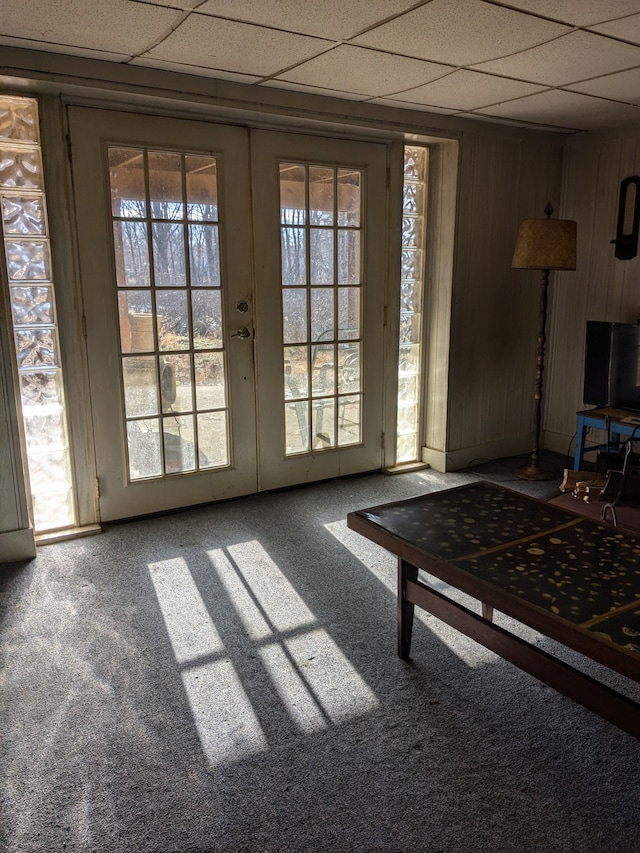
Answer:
xmin=233 ymin=327 xmax=252 ymax=339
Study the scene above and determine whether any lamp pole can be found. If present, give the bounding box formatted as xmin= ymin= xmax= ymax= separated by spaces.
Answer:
xmin=512 ymin=203 xmax=577 ymax=481
xmin=518 ymin=266 xmax=552 ymax=480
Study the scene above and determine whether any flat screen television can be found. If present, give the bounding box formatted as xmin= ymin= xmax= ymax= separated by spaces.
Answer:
xmin=584 ymin=320 xmax=640 ymax=411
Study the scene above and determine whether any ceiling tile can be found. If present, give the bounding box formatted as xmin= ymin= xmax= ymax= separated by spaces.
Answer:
xmin=385 ymin=70 xmax=547 ymax=110
xmin=276 ymin=45 xmax=451 ymax=97
xmin=499 ymin=0 xmax=640 ymax=26
xmin=568 ymin=67 xmax=640 ymax=104
xmin=195 ymin=0 xmax=417 ymax=40
xmin=2 ymin=0 xmax=181 ymax=55
xmin=474 ymin=89 xmax=640 ymax=130
xmin=589 ymin=12 xmax=640 ymax=43
xmin=351 ymin=0 xmax=570 ymax=65
xmin=475 ymin=30 xmax=640 ymax=85
xmin=145 ymin=15 xmax=332 ymax=77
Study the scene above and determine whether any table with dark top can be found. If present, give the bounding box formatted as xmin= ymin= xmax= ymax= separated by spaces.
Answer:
xmin=347 ymin=481 xmax=640 ymax=738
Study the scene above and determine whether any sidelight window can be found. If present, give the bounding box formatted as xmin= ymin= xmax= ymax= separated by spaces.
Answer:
xmin=0 ymin=95 xmax=76 ymax=532
xmin=396 ymin=145 xmax=428 ymax=464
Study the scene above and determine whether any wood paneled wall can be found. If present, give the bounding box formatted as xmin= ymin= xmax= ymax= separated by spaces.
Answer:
xmin=438 ymin=131 xmax=564 ymax=469
xmin=545 ymin=125 xmax=640 ymax=460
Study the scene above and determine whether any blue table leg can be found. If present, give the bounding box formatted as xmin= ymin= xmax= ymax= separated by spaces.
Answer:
xmin=574 ymin=416 xmax=587 ymax=470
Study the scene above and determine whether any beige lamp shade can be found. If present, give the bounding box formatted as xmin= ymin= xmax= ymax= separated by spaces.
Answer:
xmin=512 ymin=217 xmax=577 ymax=270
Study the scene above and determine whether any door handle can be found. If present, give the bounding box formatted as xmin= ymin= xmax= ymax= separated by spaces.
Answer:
xmin=232 ymin=327 xmax=252 ymax=339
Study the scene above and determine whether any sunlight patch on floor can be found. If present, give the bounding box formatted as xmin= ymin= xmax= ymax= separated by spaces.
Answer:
xmin=148 ymin=558 xmax=224 ymax=664
xmin=208 ymin=540 xmax=316 ymax=639
xmin=147 ymin=542 xmax=378 ymax=765
xmin=181 ymin=660 xmax=268 ymax=765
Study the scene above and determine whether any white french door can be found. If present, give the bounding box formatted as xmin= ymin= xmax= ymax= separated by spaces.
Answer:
xmin=252 ymin=130 xmax=387 ymax=490
xmin=69 ymin=107 xmax=387 ymax=521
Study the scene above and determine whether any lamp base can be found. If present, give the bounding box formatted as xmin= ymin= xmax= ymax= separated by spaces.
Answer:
xmin=516 ymin=463 xmax=556 ymax=482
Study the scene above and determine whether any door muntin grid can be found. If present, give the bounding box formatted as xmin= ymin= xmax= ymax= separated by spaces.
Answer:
xmin=280 ymin=162 xmax=363 ymax=456
xmin=107 ymin=146 xmax=230 ymax=481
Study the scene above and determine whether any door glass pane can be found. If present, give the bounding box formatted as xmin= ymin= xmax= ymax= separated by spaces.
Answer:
xmin=152 ymin=222 xmax=186 ymax=287
xmin=310 ymin=229 xmax=333 ymax=284
xmin=122 ymin=355 xmax=159 ymax=418
xmin=194 ymin=352 xmax=226 ymax=409
xmin=108 ymin=144 xmax=231 ymax=480
xmin=309 ymin=167 xmax=333 ymax=225
xmin=337 ymin=287 xmax=360 ymax=338
xmin=189 ymin=224 xmax=220 ymax=286
xmin=127 ymin=419 xmax=162 ymax=479
xmin=149 ymin=151 xmax=183 ymax=219
xmin=164 ymin=415 xmax=196 ymax=473
xmin=283 ymin=289 xmax=307 ymax=344
xmin=337 ymin=169 xmax=360 ymax=226
xmin=338 ymin=230 xmax=360 ymax=284
xmin=109 ymin=148 xmax=146 ymax=218
xmin=313 ymin=398 xmax=335 ymax=448
xmin=157 ymin=290 xmax=189 ymax=351
xmin=186 ymin=155 xmax=218 ymax=221
xmin=113 ymin=221 xmax=150 ymax=287
xmin=119 ymin=295 xmax=153 ymax=352
xmin=281 ymin=227 xmax=306 ymax=285
xmin=0 ymin=95 xmax=76 ymax=532
xmin=279 ymin=162 xmax=363 ymax=454
xmin=192 ymin=290 xmax=222 ymax=349
xmin=280 ymin=164 xmax=306 ymax=223
xmin=197 ymin=411 xmax=228 ymax=467
xmin=310 ymin=288 xmax=333 ymax=343
xmin=162 ymin=354 xmax=192 ymax=413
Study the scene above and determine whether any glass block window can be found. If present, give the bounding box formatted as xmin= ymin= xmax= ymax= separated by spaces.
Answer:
xmin=280 ymin=163 xmax=363 ymax=455
xmin=107 ymin=146 xmax=229 ymax=479
xmin=0 ymin=95 xmax=76 ymax=532
xmin=396 ymin=146 xmax=428 ymax=464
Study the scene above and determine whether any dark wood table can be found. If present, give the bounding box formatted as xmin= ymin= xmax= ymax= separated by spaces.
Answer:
xmin=347 ymin=481 xmax=640 ymax=738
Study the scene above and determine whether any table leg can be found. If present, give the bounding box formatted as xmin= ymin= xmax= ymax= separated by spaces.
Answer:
xmin=398 ymin=559 xmax=419 ymax=659
xmin=574 ymin=416 xmax=587 ymax=470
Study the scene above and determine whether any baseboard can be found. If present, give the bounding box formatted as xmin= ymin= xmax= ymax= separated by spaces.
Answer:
xmin=0 ymin=527 xmax=36 ymax=563
xmin=422 ymin=433 xmax=534 ymax=473
xmin=542 ymin=429 xmax=575 ymax=461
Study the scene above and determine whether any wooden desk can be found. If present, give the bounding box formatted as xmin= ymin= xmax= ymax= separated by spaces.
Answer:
xmin=347 ymin=481 xmax=640 ymax=739
xmin=574 ymin=406 xmax=640 ymax=470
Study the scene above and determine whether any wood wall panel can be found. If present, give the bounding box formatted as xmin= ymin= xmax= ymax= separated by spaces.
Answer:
xmin=545 ymin=127 xmax=640 ymax=459
xmin=442 ymin=130 xmax=564 ymax=465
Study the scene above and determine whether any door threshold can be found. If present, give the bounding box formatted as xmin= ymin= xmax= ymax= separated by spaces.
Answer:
xmin=36 ymin=524 xmax=102 ymax=547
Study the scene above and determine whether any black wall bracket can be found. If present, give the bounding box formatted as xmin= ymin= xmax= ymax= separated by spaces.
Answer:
xmin=611 ymin=175 xmax=640 ymax=260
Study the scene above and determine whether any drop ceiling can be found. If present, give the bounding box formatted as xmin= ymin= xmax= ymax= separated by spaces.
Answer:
xmin=3 ymin=0 xmax=640 ymax=132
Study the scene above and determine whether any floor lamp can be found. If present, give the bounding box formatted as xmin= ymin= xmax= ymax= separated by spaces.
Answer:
xmin=512 ymin=203 xmax=577 ymax=480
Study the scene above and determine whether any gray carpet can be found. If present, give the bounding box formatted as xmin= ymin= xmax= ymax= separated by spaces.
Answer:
xmin=2 ymin=455 xmax=639 ymax=852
